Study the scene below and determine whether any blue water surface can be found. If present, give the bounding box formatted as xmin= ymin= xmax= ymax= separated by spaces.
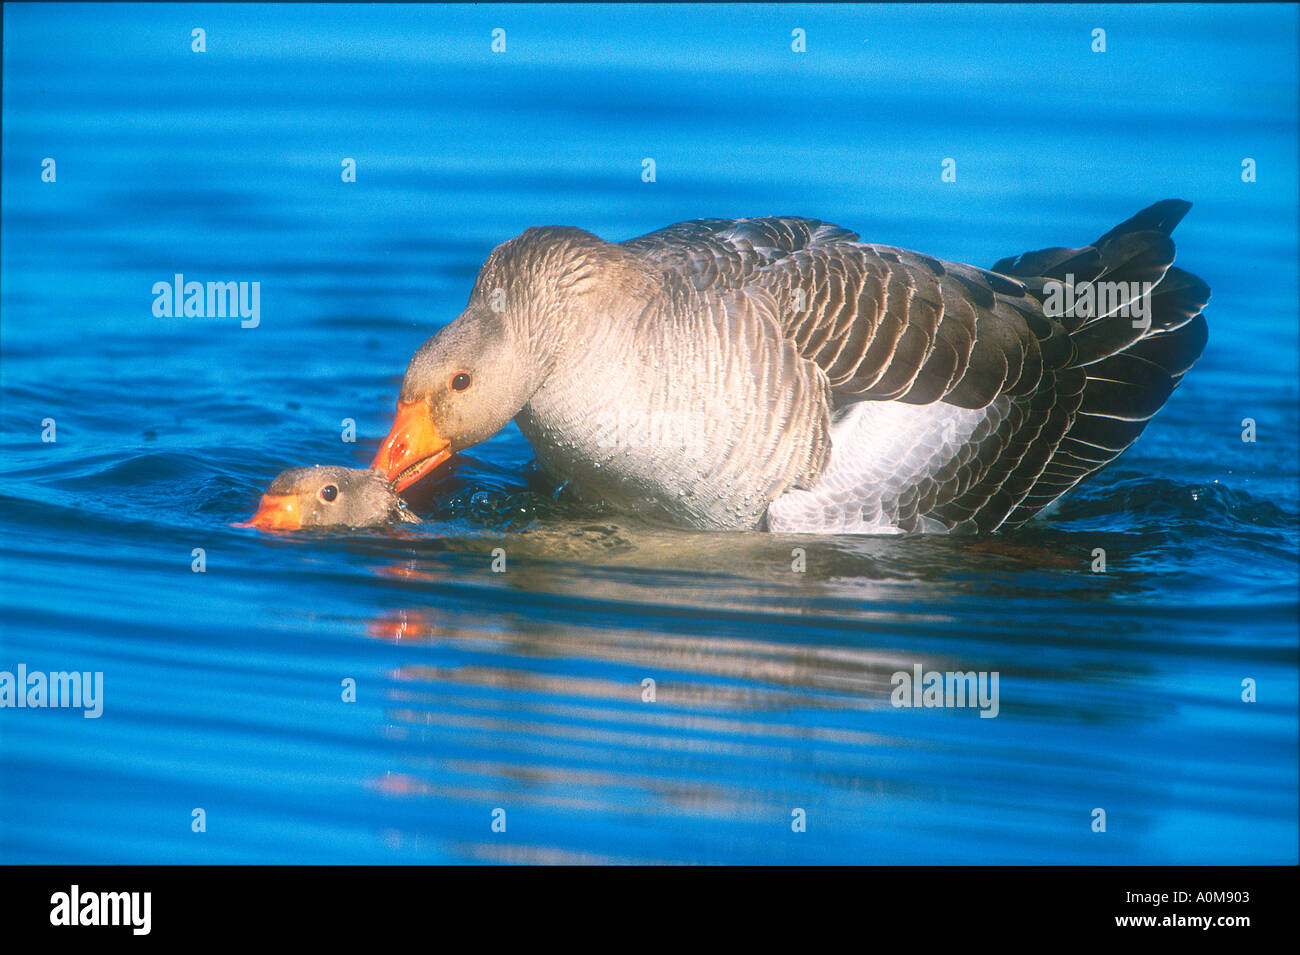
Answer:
xmin=2 ymin=3 xmax=1297 ymax=864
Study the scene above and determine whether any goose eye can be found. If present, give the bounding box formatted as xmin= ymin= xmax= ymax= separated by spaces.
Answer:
xmin=319 ymin=484 xmax=339 ymax=503
xmin=450 ymin=372 xmax=472 ymax=392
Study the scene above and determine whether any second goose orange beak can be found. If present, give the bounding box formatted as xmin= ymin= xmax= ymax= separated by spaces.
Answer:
xmin=372 ymin=398 xmax=453 ymax=492
xmin=237 ymin=493 xmax=303 ymax=530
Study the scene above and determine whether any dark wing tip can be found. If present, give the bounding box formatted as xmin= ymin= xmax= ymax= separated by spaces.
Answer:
xmin=1096 ymin=199 xmax=1193 ymax=245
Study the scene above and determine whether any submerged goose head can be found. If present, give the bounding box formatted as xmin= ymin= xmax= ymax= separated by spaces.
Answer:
xmin=240 ymin=465 xmax=418 ymax=530
xmin=372 ymin=226 xmax=658 ymax=490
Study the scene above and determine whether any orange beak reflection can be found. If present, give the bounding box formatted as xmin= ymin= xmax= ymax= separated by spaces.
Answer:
xmin=372 ymin=398 xmax=452 ymax=492
xmin=238 ymin=493 xmax=303 ymax=531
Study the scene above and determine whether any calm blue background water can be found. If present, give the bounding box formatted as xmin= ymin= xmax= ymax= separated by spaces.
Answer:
xmin=2 ymin=3 xmax=1297 ymax=864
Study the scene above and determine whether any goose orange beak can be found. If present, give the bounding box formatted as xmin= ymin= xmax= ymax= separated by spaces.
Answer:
xmin=372 ymin=398 xmax=452 ymax=492
xmin=237 ymin=493 xmax=303 ymax=531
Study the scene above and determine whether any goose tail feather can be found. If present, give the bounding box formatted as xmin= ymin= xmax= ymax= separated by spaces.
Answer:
xmin=995 ymin=200 xmax=1211 ymax=527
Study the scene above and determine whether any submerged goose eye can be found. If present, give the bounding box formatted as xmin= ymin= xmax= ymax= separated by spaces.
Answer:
xmin=319 ymin=484 xmax=339 ymax=503
xmin=450 ymin=372 xmax=472 ymax=392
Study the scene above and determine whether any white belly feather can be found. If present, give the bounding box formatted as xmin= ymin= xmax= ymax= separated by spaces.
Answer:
xmin=766 ymin=399 xmax=1003 ymax=534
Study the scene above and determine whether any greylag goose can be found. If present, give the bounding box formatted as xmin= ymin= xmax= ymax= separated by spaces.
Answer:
xmin=242 ymin=466 xmax=419 ymax=530
xmin=372 ymin=200 xmax=1209 ymax=533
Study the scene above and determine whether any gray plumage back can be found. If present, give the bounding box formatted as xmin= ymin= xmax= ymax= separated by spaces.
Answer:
xmin=618 ymin=201 xmax=1208 ymax=532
